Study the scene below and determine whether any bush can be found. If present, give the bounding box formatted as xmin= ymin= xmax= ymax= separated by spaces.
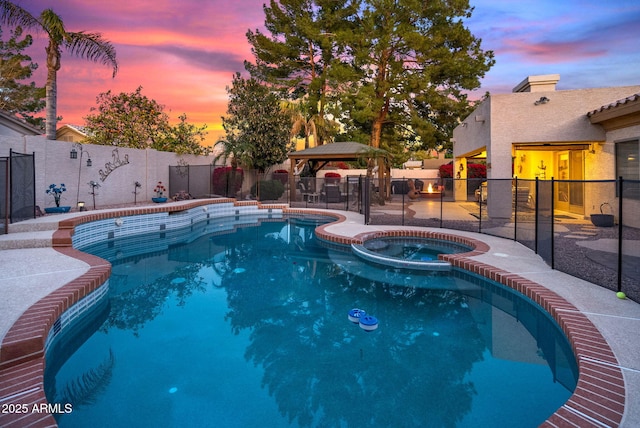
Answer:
xmin=468 ymin=163 xmax=486 ymax=179
xmin=438 ymin=162 xmax=486 ymax=179
xmin=212 ymin=167 xmax=243 ymax=197
xmin=251 ymin=179 xmax=285 ymax=201
xmin=439 ymin=163 xmax=453 ymax=178
xmin=324 ymin=171 xmax=341 ymax=184
xmin=272 ymin=169 xmax=288 ymax=185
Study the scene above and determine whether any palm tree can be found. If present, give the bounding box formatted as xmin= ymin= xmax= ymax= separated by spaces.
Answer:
xmin=0 ymin=1 xmax=118 ymax=139
xmin=287 ymin=100 xmax=339 ymax=149
xmin=289 ymin=106 xmax=317 ymax=150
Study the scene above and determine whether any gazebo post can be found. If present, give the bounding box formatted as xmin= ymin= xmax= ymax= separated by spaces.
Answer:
xmin=289 ymin=162 xmax=296 ymax=202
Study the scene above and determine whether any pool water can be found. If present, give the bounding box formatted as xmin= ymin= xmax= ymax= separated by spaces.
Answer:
xmin=44 ymin=217 xmax=577 ymax=427
xmin=362 ymin=237 xmax=471 ymax=261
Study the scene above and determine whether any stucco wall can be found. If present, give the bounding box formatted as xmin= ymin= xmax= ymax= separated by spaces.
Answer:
xmin=455 ymin=85 xmax=640 ymax=176
xmin=453 ymin=84 xmax=640 ymax=219
xmin=1 ymin=136 xmax=219 ymax=209
xmin=596 ymin=124 xmax=640 ymax=228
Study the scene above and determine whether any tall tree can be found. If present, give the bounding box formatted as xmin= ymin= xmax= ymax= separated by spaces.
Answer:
xmin=159 ymin=113 xmax=210 ymax=155
xmin=84 ymin=86 xmax=170 ymax=149
xmin=346 ymin=0 xmax=493 ymax=151
xmin=0 ymin=26 xmax=45 ymax=128
xmin=0 ymin=1 xmax=118 ymax=139
xmin=246 ymin=0 xmax=359 ymax=146
xmin=219 ymin=73 xmax=292 ymax=173
xmin=84 ymin=87 xmax=208 ymax=155
xmin=247 ymin=0 xmax=494 ymax=153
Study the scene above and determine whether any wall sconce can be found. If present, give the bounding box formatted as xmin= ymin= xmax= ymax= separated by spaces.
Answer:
xmin=534 ymin=96 xmax=550 ymax=105
xmin=77 ymin=201 xmax=86 ymax=211
xmin=70 ymin=148 xmax=78 ymax=159
xmin=459 ymin=163 xmax=464 ymax=172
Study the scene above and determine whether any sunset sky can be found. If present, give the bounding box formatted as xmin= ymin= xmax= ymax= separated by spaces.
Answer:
xmin=16 ymin=0 xmax=640 ymax=146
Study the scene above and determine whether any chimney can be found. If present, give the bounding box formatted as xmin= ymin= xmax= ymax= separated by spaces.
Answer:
xmin=512 ymin=74 xmax=560 ymax=93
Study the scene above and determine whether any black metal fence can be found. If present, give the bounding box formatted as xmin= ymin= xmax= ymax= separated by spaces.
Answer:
xmin=0 ymin=150 xmax=36 ymax=234
xmin=360 ymin=176 xmax=639 ymax=303
xmin=167 ymin=165 xmax=639 ymax=302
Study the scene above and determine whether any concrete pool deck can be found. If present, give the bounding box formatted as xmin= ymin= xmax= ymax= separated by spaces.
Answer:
xmin=1 ymin=201 xmax=639 ymax=427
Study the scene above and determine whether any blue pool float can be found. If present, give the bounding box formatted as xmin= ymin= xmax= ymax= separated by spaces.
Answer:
xmin=348 ymin=308 xmax=366 ymax=323
xmin=359 ymin=315 xmax=379 ymax=331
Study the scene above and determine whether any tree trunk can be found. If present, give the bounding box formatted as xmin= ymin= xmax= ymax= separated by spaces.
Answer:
xmin=45 ymin=44 xmax=60 ymax=140
xmin=370 ymin=109 xmax=388 ymax=200
xmin=370 ymin=117 xmax=382 ymax=149
xmin=45 ymin=70 xmax=57 ymax=140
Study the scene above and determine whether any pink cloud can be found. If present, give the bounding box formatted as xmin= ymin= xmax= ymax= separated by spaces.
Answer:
xmin=20 ymin=0 xmax=266 ymax=146
xmin=501 ymin=39 xmax=608 ymax=63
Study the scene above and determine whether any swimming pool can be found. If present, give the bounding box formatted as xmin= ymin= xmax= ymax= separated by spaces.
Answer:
xmin=44 ymin=215 xmax=577 ymax=427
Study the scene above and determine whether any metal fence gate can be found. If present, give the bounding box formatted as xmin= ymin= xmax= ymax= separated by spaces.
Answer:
xmin=1 ymin=150 xmax=36 ymax=234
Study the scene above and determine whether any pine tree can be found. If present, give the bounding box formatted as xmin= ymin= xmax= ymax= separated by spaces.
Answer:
xmin=0 ymin=26 xmax=45 ymax=128
xmin=246 ymin=0 xmax=494 ymax=153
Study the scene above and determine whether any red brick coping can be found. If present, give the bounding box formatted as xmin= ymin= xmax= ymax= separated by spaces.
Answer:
xmin=0 ymin=201 xmax=624 ymax=427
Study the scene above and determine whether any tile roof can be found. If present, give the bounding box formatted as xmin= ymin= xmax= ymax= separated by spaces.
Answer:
xmin=587 ymin=93 xmax=640 ymax=117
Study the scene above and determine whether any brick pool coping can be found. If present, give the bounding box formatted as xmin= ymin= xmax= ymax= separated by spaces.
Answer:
xmin=0 ymin=200 xmax=625 ymax=427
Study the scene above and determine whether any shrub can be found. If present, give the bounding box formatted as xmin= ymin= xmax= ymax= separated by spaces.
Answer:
xmin=467 ymin=163 xmax=486 ymax=179
xmin=439 ymin=163 xmax=453 ymax=178
xmin=438 ymin=162 xmax=486 ymax=179
xmin=251 ymin=179 xmax=285 ymax=201
xmin=272 ymin=169 xmax=288 ymax=185
xmin=212 ymin=167 xmax=243 ymax=197
xmin=324 ymin=171 xmax=341 ymax=184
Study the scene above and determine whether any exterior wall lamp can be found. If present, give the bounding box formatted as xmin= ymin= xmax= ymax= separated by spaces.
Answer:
xmin=534 ymin=96 xmax=550 ymax=105
xmin=72 ymin=143 xmax=93 ymax=206
xmin=71 ymin=143 xmax=92 ymax=166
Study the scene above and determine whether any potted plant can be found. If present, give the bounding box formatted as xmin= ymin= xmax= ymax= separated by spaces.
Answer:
xmin=153 ymin=181 xmax=168 ymax=203
xmin=44 ymin=183 xmax=71 ymax=213
xmin=590 ymin=203 xmax=615 ymax=227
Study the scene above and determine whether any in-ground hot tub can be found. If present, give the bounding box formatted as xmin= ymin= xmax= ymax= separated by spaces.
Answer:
xmin=351 ymin=236 xmax=472 ymax=271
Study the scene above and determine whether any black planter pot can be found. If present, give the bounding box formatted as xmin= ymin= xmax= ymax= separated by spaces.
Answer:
xmin=590 ymin=214 xmax=614 ymax=227
xmin=44 ymin=206 xmax=71 ymax=214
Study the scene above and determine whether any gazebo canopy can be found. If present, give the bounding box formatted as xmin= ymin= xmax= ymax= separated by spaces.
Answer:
xmin=288 ymin=141 xmax=387 ymax=161
xmin=287 ymin=141 xmax=391 ymax=199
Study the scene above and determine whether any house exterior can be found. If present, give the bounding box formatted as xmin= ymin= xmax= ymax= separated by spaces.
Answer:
xmin=0 ymin=110 xmax=42 ymax=137
xmin=55 ymin=124 xmax=89 ymax=142
xmin=452 ymin=74 xmax=640 ymax=226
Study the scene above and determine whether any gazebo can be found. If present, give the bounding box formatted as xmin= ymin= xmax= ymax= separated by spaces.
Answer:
xmin=287 ymin=141 xmax=390 ymax=201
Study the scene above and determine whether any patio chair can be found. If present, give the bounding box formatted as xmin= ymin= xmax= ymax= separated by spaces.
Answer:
xmin=298 ymin=181 xmax=318 ymax=202
xmin=323 ymin=185 xmax=343 ymax=203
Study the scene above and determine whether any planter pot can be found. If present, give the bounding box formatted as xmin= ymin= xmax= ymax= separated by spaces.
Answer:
xmin=590 ymin=214 xmax=614 ymax=227
xmin=152 ymin=197 xmax=168 ymax=203
xmin=44 ymin=206 xmax=71 ymax=214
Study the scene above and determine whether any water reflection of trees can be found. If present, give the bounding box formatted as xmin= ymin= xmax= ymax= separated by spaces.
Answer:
xmin=101 ymin=261 xmax=207 ymax=336
xmin=212 ymin=223 xmax=485 ymax=427
xmin=82 ymin=219 xmax=486 ymax=426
